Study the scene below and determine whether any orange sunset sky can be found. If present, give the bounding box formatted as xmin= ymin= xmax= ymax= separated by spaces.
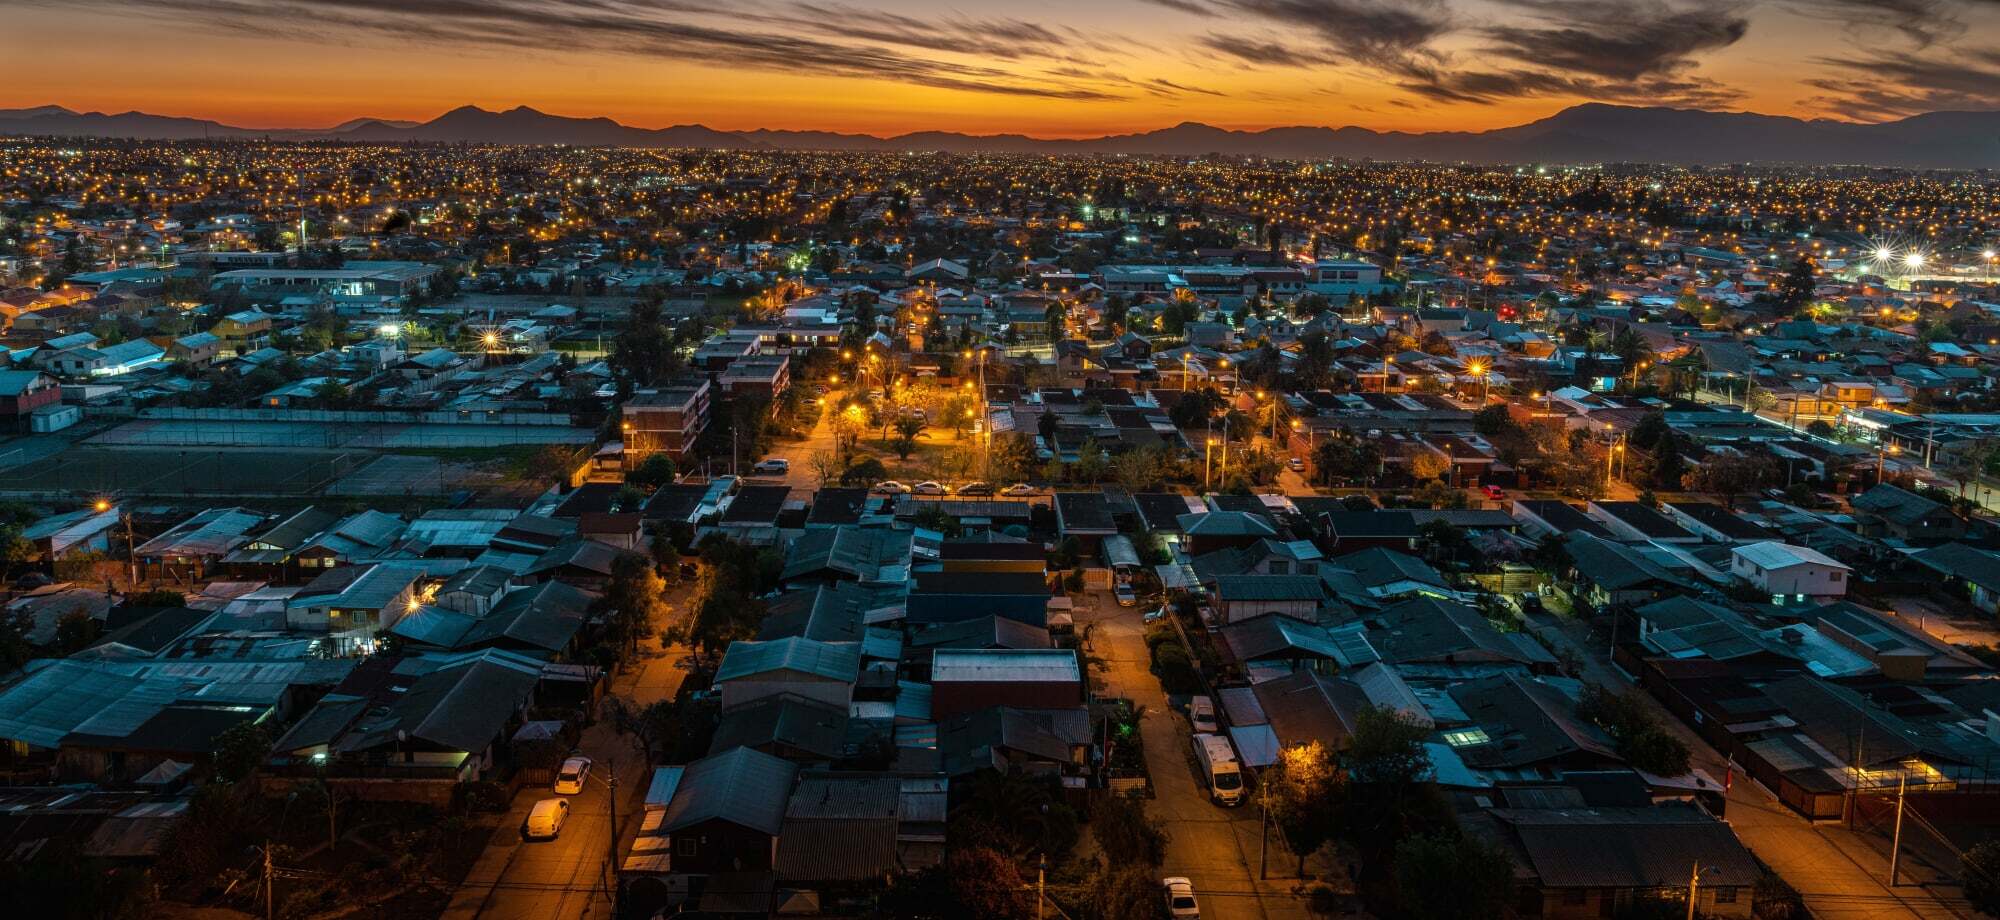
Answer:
xmin=3 ymin=0 xmax=1998 ymax=136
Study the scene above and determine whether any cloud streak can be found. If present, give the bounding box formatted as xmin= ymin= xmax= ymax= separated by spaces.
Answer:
xmin=4 ymin=0 xmax=1139 ymax=102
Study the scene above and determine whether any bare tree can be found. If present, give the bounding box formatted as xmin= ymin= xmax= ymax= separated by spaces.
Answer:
xmin=807 ymin=449 xmax=840 ymax=489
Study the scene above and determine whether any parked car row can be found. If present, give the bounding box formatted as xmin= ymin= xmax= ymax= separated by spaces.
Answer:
xmin=521 ymin=754 xmax=593 ymax=841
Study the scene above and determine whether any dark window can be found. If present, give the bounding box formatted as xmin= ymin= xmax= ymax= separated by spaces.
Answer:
xmin=1713 ymin=886 xmax=1738 ymax=904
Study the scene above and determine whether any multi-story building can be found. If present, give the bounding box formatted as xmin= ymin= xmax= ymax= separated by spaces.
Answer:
xmin=623 ymin=379 xmax=712 ymax=461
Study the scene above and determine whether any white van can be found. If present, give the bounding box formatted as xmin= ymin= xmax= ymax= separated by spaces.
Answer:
xmin=521 ymin=798 xmax=570 ymax=840
xmin=1188 ymin=696 xmax=1218 ymax=734
xmin=1191 ymin=733 xmax=1244 ymax=806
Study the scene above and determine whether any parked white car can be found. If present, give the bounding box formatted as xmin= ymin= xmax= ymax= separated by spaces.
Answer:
xmin=522 ymin=798 xmax=570 ymax=840
xmin=552 ymin=755 xmax=591 ymax=796
xmin=1162 ymin=877 xmax=1200 ymax=919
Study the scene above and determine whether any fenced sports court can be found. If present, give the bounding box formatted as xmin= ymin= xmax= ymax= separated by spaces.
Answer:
xmin=0 ymin=447 xmax=359 ymax=497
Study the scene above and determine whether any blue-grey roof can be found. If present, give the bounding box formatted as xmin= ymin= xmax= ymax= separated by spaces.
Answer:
xmin=660 ymin=746 xmax=799 ymax=836
xmin=715 ymin=637 xmax=862 ymax=684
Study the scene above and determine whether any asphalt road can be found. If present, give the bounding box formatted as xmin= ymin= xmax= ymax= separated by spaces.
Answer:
xmin=1077 ymin=588 xmax=1312 ymax=920
xmin=1526 ymin=610 xmax=1973 ymax=920
xmin=446 ymin=594 xmax=695 ymax=920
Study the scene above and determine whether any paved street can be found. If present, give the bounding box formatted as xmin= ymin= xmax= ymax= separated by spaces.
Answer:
xmin=444 ymin=591 xmax=694 ymax=920
xmin=440 ymin=720 xmax=637 ymax=920
xmin=1078 ymin=589 xmax=1312 ymax=920
xmin=1527 ymin=611 xmax=1973 ymax=920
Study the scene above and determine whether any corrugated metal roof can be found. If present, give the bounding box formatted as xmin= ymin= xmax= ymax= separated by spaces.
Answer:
xmin=930 ymin=648 xmax=1079 ymax=684
xmin=715 ymin=637 xmax=861 ymax=684
xmin=660 ymin=746 xmax=798 ymax=836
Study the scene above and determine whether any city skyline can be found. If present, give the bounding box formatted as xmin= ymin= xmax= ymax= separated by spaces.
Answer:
xmin=5 ymin=0 xmax=2000 ymax=137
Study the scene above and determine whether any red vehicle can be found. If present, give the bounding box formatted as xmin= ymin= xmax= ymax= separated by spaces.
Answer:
xmin=1482 ymin=484 xmax=1506 ymax=499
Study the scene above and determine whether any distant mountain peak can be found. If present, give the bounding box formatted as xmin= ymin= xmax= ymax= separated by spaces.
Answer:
xmin=0 ymin=101 xmax=1996 ymax=168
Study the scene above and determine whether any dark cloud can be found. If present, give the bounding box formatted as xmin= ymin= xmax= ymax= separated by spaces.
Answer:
xmin=780 ymin=4 xmax=1124 ymax=62
xmin=1194 ymin=32 xmax=1340 ymax=68
xmin=1211 ymin=0 xmax=1452 ymax=69
xmin=1803 ymin=49 xmax=2000 ymax=119
xmin=6 ymin=0 xmax=1129 ymax=102
xmin=1135 ymin=0 xmax=1218 ymax=14
xmin=1790 ymin=0 xmax=1977 ymax=48
xmin=1392 ymin=61 xmax=1744 ymax=109
xmin=1482 ymin=0 xmax=1749 ymax=82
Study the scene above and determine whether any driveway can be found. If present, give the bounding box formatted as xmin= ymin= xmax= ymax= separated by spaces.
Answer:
xmin=1077 ymin=590 xmax=1311 ymax=920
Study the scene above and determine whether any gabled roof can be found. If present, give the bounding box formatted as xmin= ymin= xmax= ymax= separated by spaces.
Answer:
xmin=709 ymin=694 xmax=850 ymax=760
xmin=1213 ymin=574 xmax=1323 ymax=602
xmin=716 ymin=637 xmax=862 ymax=684
xmin=1448 ymin=673 xmax=1617 ymax=769
xmin=1366 ymin=597 xmax=1555 ymax=667
xmin=782 ymin=528 xmax=912 ymax=582
xmin=1220 ymin=614 xmax=1376 ymax=668
xmin=1911 ymin=542 xmax=2000 ymax=592
xmin=136 ymin=507 xmax=267 ymax=558
xmin=1732 ymin=541 xmax=1848 ymax=572
xmin=356 ymin=652 xmax=541 ymax=754
xmin=660 ymin=746 xmax=798 ymax=836
xmin=1488 ymin=805 xmax=1759 ymax=889
xmin=1333 ymin=547 xmax=1448 ymax=592
xmin=1850 ymin=483 xmax=1950 ymax=526
xmin=1561 ymin=531 xmax=1692 ymax=592
xmin=1178 ymin=510 xmax=1278 ymax=537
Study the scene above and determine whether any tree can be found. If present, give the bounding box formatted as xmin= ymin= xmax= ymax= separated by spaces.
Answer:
xmin=626 ymin=453 xmax=678 ymax=491
xmin=1962 ymin=840 xmax=2000 ymax=917
xmin=1416 ymin=519 xmax=1469 ymax=563
xmin=890 ymin=415 xmax=926 ymax=460
xmin=1393 ymin=832 xmax=1513 ymax=920
xmin=951 ymin=770 xmax=1077 ymax=858
xmin=1576 ymin=683 xmax=1692 ymax=776
xmin=807 ymin=449 xmax=840 ymax=488
xmin=1092 ymin=793 xmax=1167 ymax=866
xmin=1471 ymin=404 xmax=1518 ymax=438
xmin=524 ymin=444 xmax=581 ymax=485
xmin=1682 ymin=451 xmax=1777 ymax=509
xmin=209 ymin=720 xmax=271 ymax=784
xmin=51 ymin=609 xmax=99 ymax=655
xmin=610 ymin=298 xmax=679 ymax=387
xmin=942 ymin=392 xmax=977 ymax=438
xmin=943 ymin=847 xmax=1033 ymax=920
xmin=1265 ymin=741 xmax=1341 ymax=875
xmin=841 ymin=457 xmax=887 ymax=486
xmin=1293 ymin=331 xmax=1336 ymax=390
xmin=1112 ymin=445 xmax=1167 ymax=490
xmin=1312 ymin=433 xmax=1381 ymax=485
xmin=607 ymin=697 xmax=682 ymax=763
xmin=600 ymin=551 xmax=666 ymax=651
xmin=1777 ymin=256 xmax=1816 ymax=311
xmin=1167 ymin=386 xmax=1227 ymax=430
xmin=1407 ymin=449 xmax=1449 ymax=483
xmin=0 ymin=609 xmax=37 ymax=672
xmin=1095 ymin=865 xmax=1165 ymax=920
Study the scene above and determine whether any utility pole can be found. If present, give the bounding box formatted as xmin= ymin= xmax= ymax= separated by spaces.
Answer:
xmin=1889 ymin=769 xmax=1908 ymax=887
xmin=264 ymin=842 xmax=275 ymax=920
xmin=1258 ymin=785 xmax=1269 ymax=879
xmin=607 ymin=758 xmax=620 ymax=885
xmin=1685 ymin=860 xmax=1700 ymax=920
xmin=1036 ymin=853 xmax=1047 ymax=920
